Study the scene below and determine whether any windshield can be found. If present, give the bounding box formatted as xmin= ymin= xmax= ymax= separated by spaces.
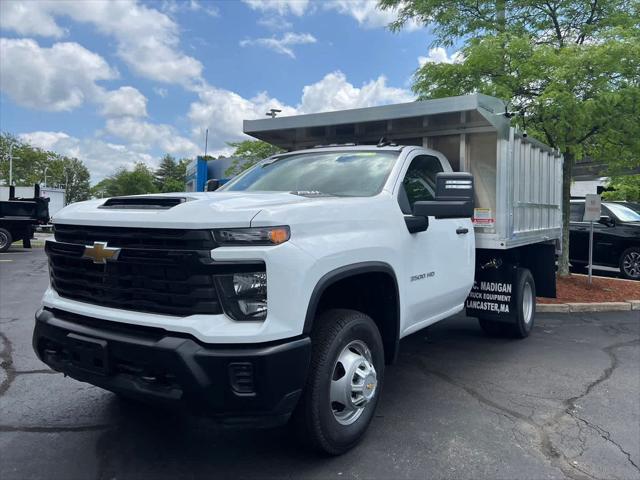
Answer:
xmin=606 ymin=203 xmax=640 ymax=222
xmin=220 ymin=150 xmax=399 ymax=197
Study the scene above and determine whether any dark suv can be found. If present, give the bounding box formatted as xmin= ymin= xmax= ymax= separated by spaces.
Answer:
xmin=569 ymin=200 xmax=640 ymax=280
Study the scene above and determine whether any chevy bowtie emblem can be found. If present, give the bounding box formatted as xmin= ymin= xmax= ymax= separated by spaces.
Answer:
xmin=82 ymin=241 xmax=121 ymax=264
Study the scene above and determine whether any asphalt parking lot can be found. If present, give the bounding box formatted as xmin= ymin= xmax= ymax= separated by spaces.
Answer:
xmin=1 ymin=247 xmax=639 ymax=480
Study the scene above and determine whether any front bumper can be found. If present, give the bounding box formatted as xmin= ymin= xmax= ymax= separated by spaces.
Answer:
xmin=33 ymin=308 xmax=311 ymax=427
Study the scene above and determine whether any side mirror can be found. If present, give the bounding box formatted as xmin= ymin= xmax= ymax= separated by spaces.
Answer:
xmin=412 ymin=172 xmax=474 ymax=219
xmin=598 ymin=215 xmax=614 ymax=227
xmin=205 ymin=179 xmax=220 ymax=191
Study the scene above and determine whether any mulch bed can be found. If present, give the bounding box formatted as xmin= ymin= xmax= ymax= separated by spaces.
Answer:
xmin=537 ymin=274 xmax=640 ymax=304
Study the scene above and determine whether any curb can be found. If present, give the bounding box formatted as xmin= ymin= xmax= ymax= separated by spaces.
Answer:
xmin=537 ymin=300 xmax=640 ymax=313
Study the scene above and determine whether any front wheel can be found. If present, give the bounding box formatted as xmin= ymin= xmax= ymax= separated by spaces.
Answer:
xmin=478 ymin=268 xmax=536 ymax=339
xmin=292 ymin=309 xmax=384 ymax=455
xmin=620 ymin=247 xmax=640 ymax=280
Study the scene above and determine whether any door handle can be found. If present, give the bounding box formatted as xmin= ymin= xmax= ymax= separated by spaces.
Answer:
xmin=456 ymin=227 xmax=469 ymax=235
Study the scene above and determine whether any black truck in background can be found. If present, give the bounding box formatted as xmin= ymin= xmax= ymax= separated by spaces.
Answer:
xmin=0 ymin=184 xmax=50 ymax=252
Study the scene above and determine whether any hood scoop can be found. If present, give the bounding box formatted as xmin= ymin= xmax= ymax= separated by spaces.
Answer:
xmin=99 ymin=196 xmax=191 ymax=210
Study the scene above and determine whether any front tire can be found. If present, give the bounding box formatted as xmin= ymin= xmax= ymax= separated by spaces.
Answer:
xmin=0 ymin=228 xmax=12 ymax=252
xmin=620 ymin=247 xmax=640 ymax=280
xmin=478 ymin=268 xmax=536 ymax=339
xmin=292 ymin=309 xmax=384 ymax=455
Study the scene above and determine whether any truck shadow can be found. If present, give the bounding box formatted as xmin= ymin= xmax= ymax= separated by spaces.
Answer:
xmin=92 ymin=314 xmax=522 ymax=479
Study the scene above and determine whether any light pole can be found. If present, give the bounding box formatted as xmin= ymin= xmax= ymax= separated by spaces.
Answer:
xmin=43 ymin=165 xmax=49 ymax=188
xmin=7 ymin=143 xmax=19 ymax=186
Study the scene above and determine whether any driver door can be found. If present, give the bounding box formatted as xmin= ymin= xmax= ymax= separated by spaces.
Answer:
xmin=396 ymin=153 xmax=474 ymax=335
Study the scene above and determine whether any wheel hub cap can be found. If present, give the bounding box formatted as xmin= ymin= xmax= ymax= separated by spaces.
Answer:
xmin=623 ymin=252 xmax=640 ymax=278
xmin=330 ymin=340 xmax=377 ymax=425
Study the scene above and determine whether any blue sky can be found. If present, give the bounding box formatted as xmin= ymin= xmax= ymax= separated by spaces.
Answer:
xmin=0 ymin=0 xmax=459 ymax=182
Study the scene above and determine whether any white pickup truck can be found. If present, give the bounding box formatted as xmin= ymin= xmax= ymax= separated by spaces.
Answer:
xmin=33 ymin=95 xmax=563 ymax=454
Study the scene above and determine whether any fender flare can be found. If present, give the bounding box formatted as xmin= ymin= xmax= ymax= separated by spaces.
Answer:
xmin=303 ymin=261 xmax=401 ymax=362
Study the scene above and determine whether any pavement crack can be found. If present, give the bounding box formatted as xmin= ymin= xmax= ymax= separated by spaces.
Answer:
xmin=14 ymin=368 xmax=60 ymax=375
xmin=0 ymin=331 xmax=16 ymax=397
xmin=0 ymin=424 xmax=112 ymax=433
xmin=561 ymin=339 xmax=639 ymax=413
xmin=569 ymin=411 xmax=640 ymax=473
xmin=406 ymin=353 xmax=632 ymax=480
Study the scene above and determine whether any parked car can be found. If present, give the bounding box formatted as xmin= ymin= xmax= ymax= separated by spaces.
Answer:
xmin=569 ymin=200 xmax=640 ymax=279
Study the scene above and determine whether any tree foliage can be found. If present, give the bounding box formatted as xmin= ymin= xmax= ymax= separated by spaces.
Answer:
xmin=91 ymin=163 xmax=158 ymax=198
xmin=225 ymin=140 xmax=284 ymax=176
xmin=602 ymin=175 xmax=640 ymax=202
xmin=154 ymin=154 xmax=189 ymax=192
xmin=379 ymin=0 xmax=640 ymax=275
xmin=0 ymin=132 xmax=91 ymax=203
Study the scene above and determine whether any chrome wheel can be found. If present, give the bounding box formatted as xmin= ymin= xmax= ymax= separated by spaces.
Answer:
xmin=622 ymin=251 xmax=640 ymax=279
xmin=330 ymin=340 xmax=378 ymax=426
xmin=522 ymin=282 xmax=533 ymax=326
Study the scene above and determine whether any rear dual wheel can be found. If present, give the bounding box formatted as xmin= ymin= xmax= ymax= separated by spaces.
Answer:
xmin=478 ymin=268 xmax=536 ymax=339
xmin=292 ymin=309 xmax=384 ymax=455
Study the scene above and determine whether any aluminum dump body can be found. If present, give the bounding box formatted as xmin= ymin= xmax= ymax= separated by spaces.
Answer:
xmin=244 ymin=94 xmax=563 ymax=250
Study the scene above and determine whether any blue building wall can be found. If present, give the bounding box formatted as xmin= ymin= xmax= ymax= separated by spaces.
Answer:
xmin=185 ymin=156 xmax=238 ymax=192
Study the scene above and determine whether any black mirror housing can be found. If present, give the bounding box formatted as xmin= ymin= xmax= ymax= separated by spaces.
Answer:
xmin=205 ymin=179 xmax=221 ymax=191
xmin=598 ymin=215 xmax=614 ymax=226
xmin=412 ymin=172 xmax=474 ymax=219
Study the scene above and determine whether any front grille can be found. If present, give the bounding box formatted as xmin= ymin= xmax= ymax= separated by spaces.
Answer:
xmin=47 ymin=241 xmax=226 ymax=316
xmin=53 ymin=224 xmax=216 ymax=250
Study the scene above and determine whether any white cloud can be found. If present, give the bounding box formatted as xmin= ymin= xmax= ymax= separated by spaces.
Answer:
xmin=0 ymin=38 xmax=117 ymax=111
xmin=418 ymin=47 xmax=463 ymax=66
xmin=298 ymin=71 xmax=414 ymax=113
xmin=239 ymin=0 xmax=422 ymax=31
xmin=19 ymin=131 xmax=156 ymax=182
xmin=18 ymin=131 xmax=72 ymax=151
xmin=104 ymin=118 xmax=201 ymax=157
xmin=188 ymin=86 xmax=297 ymax=150
xmin=257 ymin=15 xmax=293 ymax=31
xmin=161 ymin=0 xmax=219 ymax=18
xmin=188 ymin=71 xmax=413 ymax=150
xmin=324 ymin=0 xmax=397 ymax=29
xmin=0 ymin=1 xmax=65 ymax=37
xmin=101 ymin=87 xmax=148 ymax=118
xmin=242 ymin=0 xmax=310 ymax=17
xmin=240 ymin=32 xmax=317 ymax=58
xmin=0 ymin=0 xmax=203 ymax=87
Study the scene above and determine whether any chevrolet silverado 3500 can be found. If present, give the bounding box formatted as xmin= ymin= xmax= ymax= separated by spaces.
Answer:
xmin=33 ymin=95 xmax=563 ymax=454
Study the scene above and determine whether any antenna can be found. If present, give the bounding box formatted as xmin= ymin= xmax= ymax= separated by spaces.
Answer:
xmin=266 ymin=109 xmax=282 ymax=118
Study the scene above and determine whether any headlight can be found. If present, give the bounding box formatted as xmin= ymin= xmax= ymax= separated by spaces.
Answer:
xmin=213 ymin=226 xmax=290 ymax=246
xmin=215 ymin=272 xmax=267 ymax=321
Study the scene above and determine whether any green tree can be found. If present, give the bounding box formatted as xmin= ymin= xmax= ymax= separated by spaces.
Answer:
xmin=224 ymin=140 xmax=284 ymax=176
xmin=1 ymin=132 xmax=91 ymax=203
xmin=96 ymin=163 xmax=159 ymax=197
xmin=380 ymin=0 xmax=640 ymax=275
xmin=602 ymin=175 xmax=640 ymax=202
xmin=154 ymin=154 xmax=190 ymax=192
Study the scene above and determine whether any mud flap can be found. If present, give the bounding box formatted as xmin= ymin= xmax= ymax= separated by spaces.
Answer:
xmin=465 ymin=260 xmax=518 ymax=323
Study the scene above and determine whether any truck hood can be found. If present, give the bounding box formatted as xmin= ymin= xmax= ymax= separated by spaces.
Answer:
xmin=53 ymin=192 xmax=314 ymax=229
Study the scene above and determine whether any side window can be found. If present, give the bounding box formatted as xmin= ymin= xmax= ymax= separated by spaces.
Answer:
xmin=570 ymin=203 xmax=585 ymax=221
xmin=399 ymin=155 xmax=444 ymax=213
